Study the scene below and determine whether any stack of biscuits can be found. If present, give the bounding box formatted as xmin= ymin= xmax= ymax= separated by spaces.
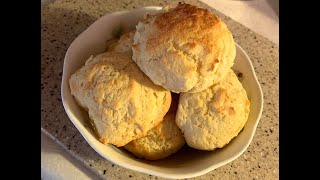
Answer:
xmin=69 ymin=3 xmax=250 ymax=160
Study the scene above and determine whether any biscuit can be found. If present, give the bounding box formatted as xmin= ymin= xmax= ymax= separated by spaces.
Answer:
xmin=176 ymin=69 xmax=250 ymax=150
xmin=132 ymin=3 xmax=236 ymax=93
xmin=106 ymin=31 xmax=135 ymax=52
xmin=69 ymin=51 xmax=171 ymax=147
xmin=124 ymin=112 xmax=185 ymax=160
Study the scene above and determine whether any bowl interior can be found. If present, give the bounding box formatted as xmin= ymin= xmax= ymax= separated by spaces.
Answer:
xmin=61 ymin=7 xmax=263 ymax=179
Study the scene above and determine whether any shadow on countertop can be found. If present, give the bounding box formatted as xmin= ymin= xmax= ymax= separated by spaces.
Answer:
xmin=41 ymin=5 xmax=98 ymax=72
xmin=266 ymin=0 xmax=279 ymax=16
xmin=229 ymin=0 xmax=278 ymax=16
xmin=41 ymin=132 xmax=103 ymax=180
xmin=41 ymin=5 xmax=102 ymax=178
xmin=245 ymin=0 xmax=278 ymax=20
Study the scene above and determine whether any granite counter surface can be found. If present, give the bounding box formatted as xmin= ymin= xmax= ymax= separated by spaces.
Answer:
xmin=41 ymin=0 xmax=279 ymax=179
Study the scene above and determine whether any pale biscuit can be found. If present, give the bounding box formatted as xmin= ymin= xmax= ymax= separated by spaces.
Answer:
xmin=69 ymin=51 xmax=171 ymax=147
xmin=132 ymin=3 xmax=236 ymax=93
xmin=106 ymin=31 xmax=135 ymax=52
xmin=176 ymin=69 xmax=250 ymax=150
xmin=124 ymin=112 xmax=185 ymax=160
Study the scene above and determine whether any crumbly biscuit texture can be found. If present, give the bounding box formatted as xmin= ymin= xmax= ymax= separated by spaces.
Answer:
xmin=69 ymin=51 xmax=171 ymax=147
xmin=124 ymin=113 xmax=185 ymax=160
xmin=176 ymin=69 xmax=250 ymax=150
xmin=132 ymin=3 xmax=236 ymax=93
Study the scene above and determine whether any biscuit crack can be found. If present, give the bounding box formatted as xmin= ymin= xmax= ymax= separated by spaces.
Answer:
xmin=170 ymin=43 xmax=202 ymax=88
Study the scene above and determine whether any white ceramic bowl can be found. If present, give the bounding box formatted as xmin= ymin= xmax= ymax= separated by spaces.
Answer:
xmin=61 ymin=7 xmax=263 ymax=179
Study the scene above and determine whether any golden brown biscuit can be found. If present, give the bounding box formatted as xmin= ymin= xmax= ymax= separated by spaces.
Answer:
xmin=124 ymin=112 xmax=185 ymax=160
xmin=69 ymin=51 xmax=171 ymax=147
xmin=176 ymin=69 xmax=250 ymax=150
xmin=132 ymin=3 xmax=236 ymax=93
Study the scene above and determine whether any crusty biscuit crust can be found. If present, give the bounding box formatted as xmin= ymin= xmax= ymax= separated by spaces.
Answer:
xmin=133 ymin=3 xmax=236 ymax=93
xmin=69 ymin=51 xmax=171 ymax=147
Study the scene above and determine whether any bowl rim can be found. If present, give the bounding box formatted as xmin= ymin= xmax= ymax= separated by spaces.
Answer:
xmin=61 ymin=6 xmax=264 ymax=179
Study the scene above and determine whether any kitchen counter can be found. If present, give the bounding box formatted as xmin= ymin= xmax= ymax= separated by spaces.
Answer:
xmin=41 ymin=0 xmax=279 ymax=179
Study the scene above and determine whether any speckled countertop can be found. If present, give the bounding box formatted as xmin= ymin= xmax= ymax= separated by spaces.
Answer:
xmin=41 ymin=0 xmax=279 ymax=179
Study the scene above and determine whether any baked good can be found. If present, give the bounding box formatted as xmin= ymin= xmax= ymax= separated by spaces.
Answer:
xmin=106 ymin=31 xmax=135 ymax=52
xmin=132 ymin=3 xmax=236 ymax=93
xmin=124 ymin=112 xmax=185 ymax=160
xmin=176 ymin=69 xmax=250 ymax=150
xmin=69 ymin=51 xmax=171 ymax=147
